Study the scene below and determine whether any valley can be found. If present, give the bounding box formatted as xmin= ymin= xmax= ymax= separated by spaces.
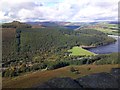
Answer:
xmin=2 ymin=21 xmax=120 ymax=88
xmin=1 ymin=0 xmax=119 ymax=89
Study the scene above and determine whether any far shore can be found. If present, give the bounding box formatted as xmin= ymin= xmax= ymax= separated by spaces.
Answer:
xmin=80 ymin=35 xmax=118 ymax=50
xmin=80 ymin=45 xmax=96 ymax=49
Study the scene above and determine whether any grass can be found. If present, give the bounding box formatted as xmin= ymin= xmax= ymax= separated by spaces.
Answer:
xmin=2 ymin=64 xmax=119 ymax=88
xmin=68 ymin=46 xmax=95 ymax=56
xmin=83 ymin=23 xmax=118 ymax=35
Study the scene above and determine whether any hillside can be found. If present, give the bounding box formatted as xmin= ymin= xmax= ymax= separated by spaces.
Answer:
xmin=2 ymin=64 xmax=119 ymax=88
xmin=35 ymin=68 xmax=119 ymax=88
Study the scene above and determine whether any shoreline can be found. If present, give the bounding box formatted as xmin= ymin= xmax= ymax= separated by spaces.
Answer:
xmin=80 ymin=45 xmax=96 ymax=49
xmin=86 ymin=34 xmax=119 ymax=54
xmin=108 ymin=35 xmax=120 ymax=40
xmin=81 ymin=34 xmax=118 ymax=50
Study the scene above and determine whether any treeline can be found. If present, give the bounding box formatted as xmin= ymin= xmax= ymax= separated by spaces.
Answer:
xmin=3 ymin=52 xmax=119 ymax=77
xmin=76 ymin=29 xmax=116 ymax=46
xmin=2 ymin=61 xmax=69 ymax=77
xmin=61 ymin=53 xmax=120 ymax=66
xmin=17 ymin=28 xmax=116 ymax=52
xmin=93 ymin=53 xmax=120 ymax=64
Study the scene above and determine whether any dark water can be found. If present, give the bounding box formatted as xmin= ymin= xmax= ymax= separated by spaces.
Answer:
xmin=87 ymin=35 xmax=120 ymax=54
xmin=64 ymin=26 xmax=80 ymax=30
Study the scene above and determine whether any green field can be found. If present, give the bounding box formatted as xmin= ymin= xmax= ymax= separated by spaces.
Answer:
xmin=82 ymin=23 xmax=119 ymax=35
xmin=91 ymin=23 xmax=118 ymax=35
xmin=93 ymin=28 xmax=118 ymax=35
xmin=68 ymin=46 xmax=95 ymax=56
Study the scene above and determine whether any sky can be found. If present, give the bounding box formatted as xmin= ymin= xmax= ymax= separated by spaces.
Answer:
xmin=0 ymin=0 xmax=119 ymax=22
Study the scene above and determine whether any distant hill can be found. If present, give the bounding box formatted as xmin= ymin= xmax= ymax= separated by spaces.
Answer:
xmin=2 ymin=21 xmax=32 ymax=28
xmin=26 ymin=21 xmax=59 ymax=27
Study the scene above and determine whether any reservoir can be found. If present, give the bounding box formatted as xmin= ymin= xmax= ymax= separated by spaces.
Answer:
xmin=87 ymin=35 xmax=120 ymax=54
xmin=64 ymin=26 xmax=80 ymax=30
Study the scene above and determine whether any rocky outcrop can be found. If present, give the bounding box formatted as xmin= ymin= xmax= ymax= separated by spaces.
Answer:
xmin=34 ymin=68 xmax=119 ymax=89
xmin=111 ymin=68 xmax=120 ymax=88
xmin=76 ymin=72 xmax=118 ymax=88
xmin=34 ymin=77 xmax=82 ymax=88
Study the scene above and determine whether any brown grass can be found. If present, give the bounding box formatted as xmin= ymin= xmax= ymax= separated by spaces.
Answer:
xmin=2 ymin=28 xmax=16 ymax=39
xmin=2 ymin=64 xmax=119 ymax=88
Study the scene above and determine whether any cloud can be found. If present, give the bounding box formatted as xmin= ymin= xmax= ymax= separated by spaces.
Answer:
xmin=0 ymin=0 xmax=119 ymax=22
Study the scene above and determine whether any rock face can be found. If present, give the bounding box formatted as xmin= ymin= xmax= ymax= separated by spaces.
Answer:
xmin=34 ymin=68 xmax=119 ymax=89
xmin=111 ymin=68 xmax=120 ymax=77
xmin=76 ymin=72 xmax=118 ymax=88
xmin=35 ymin=77 xmax=82 ymax=88
xmin=110 ymin=68 xmax=120 ymax=88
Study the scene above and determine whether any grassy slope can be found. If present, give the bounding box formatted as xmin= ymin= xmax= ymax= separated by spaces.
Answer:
xmin=3 ymin=64 xmax=119 ymax=88
xmin=82 ymin=23 xmax=118 ymax=35
xmin=68 ymin=46 xmax=95 ymax=56
xmin=91 ymin=23 xmax=118 ymax=35
xmin=93 ymin=28 xmax=118 ymax=35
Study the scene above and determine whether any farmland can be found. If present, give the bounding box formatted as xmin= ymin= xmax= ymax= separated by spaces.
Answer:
xmin=79 ymin=23 xmax=119 ymax=35
xmin=92 ymin=28 xmax=118 ymax=35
